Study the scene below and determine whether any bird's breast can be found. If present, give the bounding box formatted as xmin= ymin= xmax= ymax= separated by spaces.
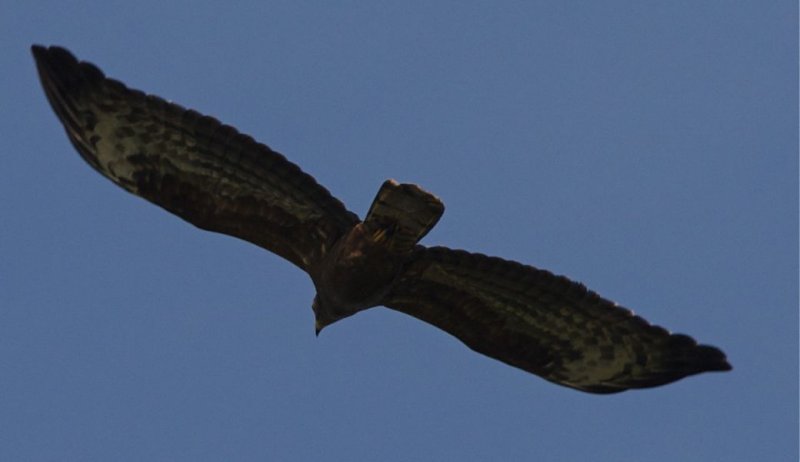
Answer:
xmin=314 ymin=224 xmax=405 ymax=317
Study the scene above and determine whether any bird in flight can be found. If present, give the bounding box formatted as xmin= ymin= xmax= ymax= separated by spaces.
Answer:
xmin=33 ymin=45 xmax=730 ymax=394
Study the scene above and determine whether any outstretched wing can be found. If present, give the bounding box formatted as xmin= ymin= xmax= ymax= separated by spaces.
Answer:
xmin=384 ymin=246 xmax=731 ymax=394
xmin=33 ymin=45 xmax=358 ymax=271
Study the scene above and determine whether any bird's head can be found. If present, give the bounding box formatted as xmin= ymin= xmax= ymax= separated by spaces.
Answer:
xmin=311 ymin=295 xmax=336 ymax=337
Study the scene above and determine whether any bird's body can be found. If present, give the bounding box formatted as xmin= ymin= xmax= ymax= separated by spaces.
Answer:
xmin=33 ymin=45 xmax=731 ymax=394
xmin=312 ymin=180 xmax=445 ymax=330
xmin=313 ymin=221 xmax=405 ymax=328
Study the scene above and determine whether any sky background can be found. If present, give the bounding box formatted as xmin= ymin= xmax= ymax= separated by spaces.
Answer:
xmin=1 ymin=2 xmax=797 ymax=461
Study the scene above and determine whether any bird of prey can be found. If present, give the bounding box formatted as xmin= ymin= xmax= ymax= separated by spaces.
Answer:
xmin=32 ymin=45 xmax=730 ymax=394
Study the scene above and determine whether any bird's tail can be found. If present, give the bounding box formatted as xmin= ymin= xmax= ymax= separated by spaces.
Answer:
xmin=363 ymin=179 xmax=444 ymax=253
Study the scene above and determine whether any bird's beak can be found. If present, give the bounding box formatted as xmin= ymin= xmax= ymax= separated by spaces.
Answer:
xmin=315 ymin=320 xmax=323 ymax=337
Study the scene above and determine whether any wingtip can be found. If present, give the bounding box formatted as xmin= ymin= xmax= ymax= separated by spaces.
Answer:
xmin=32 ymin=45 xmax=76 ymax=80
xmin=31 ymin=45 xmax=108 ymax=96
xmin=31 ymin=44 xmax=73 ymax=63
xmin=31 ymin=44 xmax=51 ymax=67
xmin=698 ymin=344 xmax=732 ymax=372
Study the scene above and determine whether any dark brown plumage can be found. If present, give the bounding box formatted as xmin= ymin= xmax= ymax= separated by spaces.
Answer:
xmin=33 ymin=45 xmax=731 ymax=394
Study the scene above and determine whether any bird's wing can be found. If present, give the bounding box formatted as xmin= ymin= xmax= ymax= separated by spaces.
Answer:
xmin=383 ymin=246 xmax=731 ymax=393
xmin=33 ymin=45 xmax=358 ymax=271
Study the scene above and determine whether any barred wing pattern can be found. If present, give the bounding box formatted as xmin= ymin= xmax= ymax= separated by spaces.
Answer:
xmin=385 ymin=247 xmax=731 ymax=393
xmin=33 ymin=45 xmax=358 ymax=271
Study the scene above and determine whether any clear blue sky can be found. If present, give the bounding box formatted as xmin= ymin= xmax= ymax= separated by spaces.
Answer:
xmin=1 ymin=2 xmax=796 ymax=461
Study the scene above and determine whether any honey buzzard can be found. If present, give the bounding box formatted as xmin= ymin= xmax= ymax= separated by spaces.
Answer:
xmin=32 ymin=45 xmax=730 ymax=393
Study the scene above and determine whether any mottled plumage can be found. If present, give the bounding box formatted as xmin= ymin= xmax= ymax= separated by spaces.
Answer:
xmin=33 ymin=45 xmax=731 ymax=393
